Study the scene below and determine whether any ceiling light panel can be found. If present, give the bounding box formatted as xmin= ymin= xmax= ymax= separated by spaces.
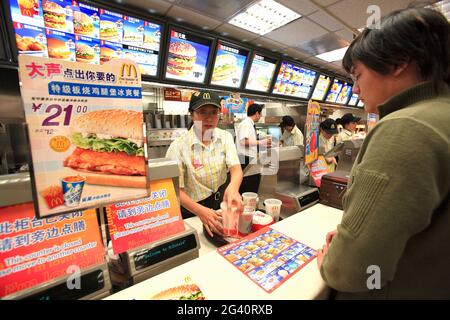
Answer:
xmin=228 ymin=0 xmax=301 ymax=35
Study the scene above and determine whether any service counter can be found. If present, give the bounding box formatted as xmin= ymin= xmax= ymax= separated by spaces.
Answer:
xmin=105 ymin=204 xmax=343 ymax=300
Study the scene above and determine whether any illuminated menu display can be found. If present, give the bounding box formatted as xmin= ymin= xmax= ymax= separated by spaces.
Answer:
xmin=8 ymin=0 xmax=161 ymax=76
xmin=357 ymin=100 xmax=364 ymax=107
xmin=348 ymin=93 xmax=359 ymax=106
xmin=325 ymin=79 xmax=344 ymax=103
xmin=336 ymin=83 xmax=352 ymax=104
xmin=210 ymin=41 xmax=249 ymax=88
xmin=245 ymin=53 xmax=277 ymax=92
xmin=272 ymin=61 xmax=317 ymax=99
xmin=311 ymin=74 xmax=331 ymax=101
xmin=165 ymin=29 xmax=212 ymax=83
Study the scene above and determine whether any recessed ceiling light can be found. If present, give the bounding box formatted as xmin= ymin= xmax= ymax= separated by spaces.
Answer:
xmin=228 ymin=0 xmax=301 ymax=35
xmin=427 ymin=0 xmax=450 ymax=21
xmin=175 ymin=17 xmax=183 ymax=22
xmin=202 ymin=26 xmax=210 ymax=30
xmin=221 ymin=32 xmax=229 ymax=36
xmin=315 ymin=46 xmax=349 ymax=62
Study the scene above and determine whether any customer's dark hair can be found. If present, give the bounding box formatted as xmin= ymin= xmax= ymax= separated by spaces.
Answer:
xmin=343 ymin=7 xmax=450 ymax=87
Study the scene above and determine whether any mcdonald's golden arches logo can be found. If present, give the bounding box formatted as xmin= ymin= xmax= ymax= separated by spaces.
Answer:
xmin=120 ymin=63 xmax=138 ymax=79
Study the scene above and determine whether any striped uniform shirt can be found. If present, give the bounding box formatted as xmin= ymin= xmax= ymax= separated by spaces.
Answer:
xmin=166 ymin=127 xmax=240 ymax=202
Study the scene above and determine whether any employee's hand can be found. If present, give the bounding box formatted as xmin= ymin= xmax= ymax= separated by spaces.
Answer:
xmin=326 ymin=229 xmax=338 ymax=246
xmin=326 ymin=157 xmax=338 ymax=165
xmin=223 ymin=185 xmax=243 ymax=213
xmin=317 ymin=244 xmax=329 ymax=269
xmin=259 ymin=138 xmax=272 ymax=148
xmin=198 ymin=207 xmax=223 ymax=238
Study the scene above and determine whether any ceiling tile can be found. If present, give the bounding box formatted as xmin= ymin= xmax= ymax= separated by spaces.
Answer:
xmin=214 ymin=24 xmax=260 ymax=42
xmin=166 ymin=5 xmax=223 ymax=30
xmin=334 ymin=28 xmax=356 ymax=42
xmin=177 ymin=0 xmax=254 ymax=20
xmin=296 ymin=31 xmax=349 ymax=56
xmin=250 ymin=37 xmax=288 ymax=53
xmin=281 ymin=47 xmax=312 ymax=60
xmin=313 ymin=0 xmax=342 ymax=7
xmin=277 ymin=0 xmax=321 ymax=16
xmin=264 ymin=18 xmax=328 ymax=47
xmin=327 ymin=0 xmax=416 ymax=29
xmin=308 ymin=10 xmax=343 ymax=31
xmin=119 ymin=0 xmax=172 ymax=15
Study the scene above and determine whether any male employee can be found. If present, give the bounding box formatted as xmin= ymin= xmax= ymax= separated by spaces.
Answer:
xmin=279 ymin=116 xmax=304 ymax=147
xmin=236 ymin=103 xmax=271 ymax=194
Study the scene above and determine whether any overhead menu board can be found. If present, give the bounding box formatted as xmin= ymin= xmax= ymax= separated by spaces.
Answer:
xmin=164 ymin=28 xmax=212 ymax=83
xmin=357 ymin=100 xmax=364 ymax=108
xmin=348 ymin=93 xmax=359 ymax=106
xmin=210 ymin=41 xmax=249 ymax=88
xmin=7 ymin=0 xmax=162 ymax=76
xmin=272 ymin=61 xmax=317 ymax=99
xmin=311 ymin=74 xmax=331 ymax=101
xmin=325 ymin=79 xmax=344 ymax=103
xmin=245 ymin=53 xmax=277 ymax=92
xmin=335 ymin=83 xmax=352 ymax=104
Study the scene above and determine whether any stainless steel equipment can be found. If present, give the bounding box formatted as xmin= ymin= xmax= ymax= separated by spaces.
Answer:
xmin=257 ymin=146 xmax=319 ymax=219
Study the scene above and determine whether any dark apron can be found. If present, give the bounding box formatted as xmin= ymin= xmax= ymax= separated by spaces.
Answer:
xmin=181 ymin=181 xmax=228 ymax=219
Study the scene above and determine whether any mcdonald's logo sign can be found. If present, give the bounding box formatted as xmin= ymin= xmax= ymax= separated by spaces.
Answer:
xmin=120 ymin=63 xmax=138 ymax=79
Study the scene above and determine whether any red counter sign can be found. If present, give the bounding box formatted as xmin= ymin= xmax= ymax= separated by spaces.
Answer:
xmin=106 ymin=179 xmax=185 ymax=255
xmin=0 ymin=203 xmax=105 ymax=298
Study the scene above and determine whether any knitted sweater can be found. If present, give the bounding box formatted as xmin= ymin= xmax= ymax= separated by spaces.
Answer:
xmin=320 ymin=81 xmax=450 ymax=299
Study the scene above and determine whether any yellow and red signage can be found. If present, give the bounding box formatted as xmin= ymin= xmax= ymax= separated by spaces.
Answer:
xmin=0 ymin=203 xmax=105 ymax=298
xmin=106 ymin=179 xmax=185 ymax=255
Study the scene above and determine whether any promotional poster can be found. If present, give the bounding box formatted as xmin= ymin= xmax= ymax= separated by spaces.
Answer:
xmin=304 ymin=100 xmax=320 ymax=165
xmin=18 ymin=56 xmax=148 ymax=217
xmin=273 ymin=62 xmax=317 ymax=99
xmin=311 ymin=74 xmax=331 ymax=101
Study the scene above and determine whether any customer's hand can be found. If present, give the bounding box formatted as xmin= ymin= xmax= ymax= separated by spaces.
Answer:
xmin=223 ymin=185 xmax=243 ymax=213
xmin=326 ymin=229 xmax=338 ymax=246
xmin=198 ymin=206 xmax=223 ymax=238
xmin=317 ymin=244 xmax=329 ymax=269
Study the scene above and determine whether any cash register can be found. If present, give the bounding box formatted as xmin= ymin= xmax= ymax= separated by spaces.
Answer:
xmin=319 ymin=139 xmax=364 ymax=209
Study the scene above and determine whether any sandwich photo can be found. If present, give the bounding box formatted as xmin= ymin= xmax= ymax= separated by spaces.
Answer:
xmin=75 ymin=43 xmax=95 ymax=63
xmin=166 ymin=41 xmax=197 ymax=76
xmin=73 ymin=10 xmax=94 ymax=36
xmin=100 ymin=20 xmax=119 ymax=40
xmin=212 ymin=54 xmax=237 ymax=82
xmin=151 ymin=284 xmax=205 ymax=300
xmin=47 ymin=37 xmax=71 ymax=60
xmin=43 ymin=0 xmax=66 ymax=30
xmin=100 ymin=46 xmax=118 ymax=64
xmin=63 ymin=109 xmax=146 ymax=188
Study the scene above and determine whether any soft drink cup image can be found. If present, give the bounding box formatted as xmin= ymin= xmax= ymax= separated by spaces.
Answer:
xmin=264 ymin=198 xmax=282 ymax=222
xmin=61 ymin=175 xmax=86 ymax=207
xmin=221 ymin=202 xmax=240 ymax=237
xmin=242 ymin=192 xmax=258 ymax=209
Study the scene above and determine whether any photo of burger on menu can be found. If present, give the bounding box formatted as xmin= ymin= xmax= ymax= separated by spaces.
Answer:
xmin=75 ymin=36 xmax=100 ymax=64
xmin=46 ymin=29 xmax=75 ymax=61
xmin=72 ymin=1 xmax=99 ymax=38
xmin=99 ymin=9 xmax=122 ymax=43
xmin=100 ymin=41 xmax=121 ymax=65
xmin=143 ymin=21 xmax=161 ymax=52
xmin=165 ymin=30 xmax=211 ymax=83
xmin=42 ymin=0 xmax=73 ymax=33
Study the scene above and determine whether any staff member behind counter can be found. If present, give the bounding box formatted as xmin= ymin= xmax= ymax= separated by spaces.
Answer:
xmin=319 ymin=118 xmax=338 ymax=172
xmin=166 ymin=90 xmax=243 ymax=237
xmin=335 ymin=113 xmax=361 ymax=144
xmin=279 ymin=116 xmax=304 ymax=147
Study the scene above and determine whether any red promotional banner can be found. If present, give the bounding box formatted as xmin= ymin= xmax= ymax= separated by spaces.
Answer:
xmin=106 ymin=179 xmax=185 ymax=255
xmin=308 ymin=155 xmax=329 ymax=188
xmin=0 ymin=203 xmax=105 ymax=298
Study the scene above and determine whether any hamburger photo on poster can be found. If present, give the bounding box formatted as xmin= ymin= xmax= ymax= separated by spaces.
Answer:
xmin=75 ymin=35 xmax=100 ymax=64
xmin=18 ymin=55 xmax=148 ymax=217
xmin=99 ymin=9 xmax=123 ymax=43
xmin=100 ymin=41 xmax=122 ymax=65
xmin=165 ymin=30 xmax=211 ymax=83
xmin=46 ymin=29 xmax=75 ymax=61
xmin=72 ymin=2 xmax=99 ymax=38
xmin=42 ymin=0 xmax=74 ymax=33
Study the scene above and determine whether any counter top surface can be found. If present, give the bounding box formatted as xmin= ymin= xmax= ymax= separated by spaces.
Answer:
xmin=105 ymin=204 xmax=343 ymax=300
